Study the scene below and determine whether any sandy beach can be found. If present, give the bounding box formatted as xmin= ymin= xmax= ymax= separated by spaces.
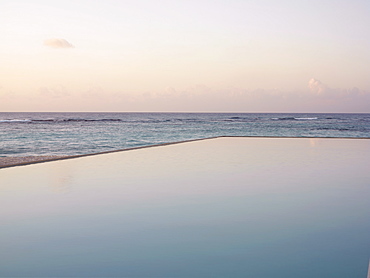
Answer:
xmin=0 ymin=156 xmax=66 ymax=168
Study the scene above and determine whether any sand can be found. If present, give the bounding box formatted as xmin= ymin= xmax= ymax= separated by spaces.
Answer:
xmin=0 ymin=156 xmax=66 ymax=168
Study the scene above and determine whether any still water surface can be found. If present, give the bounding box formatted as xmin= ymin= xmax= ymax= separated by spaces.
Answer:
xmin=0 ymin=138 xmax=369 ymax=277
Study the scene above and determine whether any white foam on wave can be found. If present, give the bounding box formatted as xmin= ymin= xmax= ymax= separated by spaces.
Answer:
xmin=294 ymin=117 xmax=318 ymax=120
xmin=0 ymin=119 xmax=32 ymax=123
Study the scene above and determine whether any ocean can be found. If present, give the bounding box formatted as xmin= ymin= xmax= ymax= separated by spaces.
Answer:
xmin=1 ymin=112 xmax=369 ymax=157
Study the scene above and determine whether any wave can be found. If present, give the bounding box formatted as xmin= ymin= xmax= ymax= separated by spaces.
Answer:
xmin=224 ymin=117 xmax=260 ymax=122
xmin=271 ymin=117 xmax=318 ymax=121
xmin=36 ymin=118 xmax=124 ymax=122
xmin=0 ymin=117 xmax=205 ymax=124
xmin=294 ymin=117 xmax=318 ymax=120
xmin=0 ymin=118 xmax=124 ymax=123
xmin=271 ymin=117 xmax=295 ymax=121
xmin=1 ymin=116 xmax=211 ymax=123
xmin=0 ymin=119 xmax=32 ymax=123
xmin=1 ymin=115 xmax=320 ymax=124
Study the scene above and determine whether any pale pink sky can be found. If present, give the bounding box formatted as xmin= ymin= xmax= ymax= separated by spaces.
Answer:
xmin=1 ymin=0 xmax=369 ymax=112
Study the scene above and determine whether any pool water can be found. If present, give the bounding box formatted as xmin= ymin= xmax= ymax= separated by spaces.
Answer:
xmin=0 ymin=137 xmax=369 ymax=277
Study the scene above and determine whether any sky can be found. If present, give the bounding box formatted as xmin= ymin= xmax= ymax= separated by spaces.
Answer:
xmin=1 ymin=0 xmax=369 ymax=112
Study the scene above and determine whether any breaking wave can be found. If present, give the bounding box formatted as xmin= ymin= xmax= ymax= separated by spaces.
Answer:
xmin=271 ymin=117 xmax=318 ymax=121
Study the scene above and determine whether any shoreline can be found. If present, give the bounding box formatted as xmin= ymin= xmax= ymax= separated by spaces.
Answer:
xmin=0 ymin=137 xmax=221 ymax=169
xmin=1 ymin=136 xmax=369 ymax=169
xmin=0 ymin=156 xmax=67 ymax=169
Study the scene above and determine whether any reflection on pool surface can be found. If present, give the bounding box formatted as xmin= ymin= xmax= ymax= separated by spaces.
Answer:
xmin=1 ymin=137 xmax=369 ymax=277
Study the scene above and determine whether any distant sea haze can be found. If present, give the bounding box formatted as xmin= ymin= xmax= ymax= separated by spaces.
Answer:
xmin=1 ymin=112 xmax=369 ymax=157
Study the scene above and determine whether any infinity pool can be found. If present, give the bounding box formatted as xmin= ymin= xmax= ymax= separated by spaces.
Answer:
xmin=1 ymin=137 xmax=369 ymax=277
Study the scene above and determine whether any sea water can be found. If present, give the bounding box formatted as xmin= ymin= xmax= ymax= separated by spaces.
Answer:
xmin=1 ymin=112 xmax=369 ymax=156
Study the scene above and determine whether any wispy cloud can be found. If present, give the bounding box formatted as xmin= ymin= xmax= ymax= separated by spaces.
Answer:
xmin=39 ymin=86 xmax=70 ymax=98
xmin=43 ymin=38 xmax=74 ymax=49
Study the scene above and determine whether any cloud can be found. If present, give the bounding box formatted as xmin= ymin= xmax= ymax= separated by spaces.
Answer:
xmin=44 ymin=38 xmax=74 ymax=49
xmin=308 ymin=78 xmax=370 ymax=99
xmin=136 ymin=83 xmax=370 ymax=112
xmin=2 ymin=80 xmax=369 ymax=112
xmin=308 ymin=78 xmax=327 ymax=95
xmin=39 ymin=86 xmax=70 ymax=98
